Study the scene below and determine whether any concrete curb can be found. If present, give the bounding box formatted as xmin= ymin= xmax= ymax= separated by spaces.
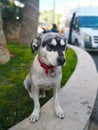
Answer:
xmin=9 ymin=45 xmax=98 ymax=130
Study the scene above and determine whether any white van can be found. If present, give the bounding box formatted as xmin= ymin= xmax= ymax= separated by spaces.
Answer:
xmin=64 ymin=6 xmax=98 ymax=51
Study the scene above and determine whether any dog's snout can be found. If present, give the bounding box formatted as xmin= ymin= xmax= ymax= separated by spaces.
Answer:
xmin=57 ymin=56 xmax=65 ymax=65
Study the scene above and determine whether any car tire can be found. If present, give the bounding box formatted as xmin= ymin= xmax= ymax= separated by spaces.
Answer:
xmin=74 ymin=39 xmax=80 ymax=46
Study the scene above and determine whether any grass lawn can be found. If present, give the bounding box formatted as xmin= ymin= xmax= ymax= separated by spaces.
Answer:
xmin=0 ymin=42 xmax=77 ymax=130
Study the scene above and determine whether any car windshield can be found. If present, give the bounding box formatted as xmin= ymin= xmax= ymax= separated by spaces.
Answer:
xmin=79 ymin=16 xmax=98 ymax=28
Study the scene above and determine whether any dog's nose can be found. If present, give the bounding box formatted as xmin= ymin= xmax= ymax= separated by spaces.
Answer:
xmin=57 ymin=56 xmax=65 ymax=65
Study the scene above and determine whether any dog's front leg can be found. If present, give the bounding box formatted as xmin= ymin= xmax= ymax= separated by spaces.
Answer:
xmin=54 ymin=85 xmax=64 ymax=119
xmin=29 ymin=86 xmax=40 ymax=123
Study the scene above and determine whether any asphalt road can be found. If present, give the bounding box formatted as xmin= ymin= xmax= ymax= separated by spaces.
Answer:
xmin=89 ymin=52 xmax=98 ymax=71
xmin=88 ymin=51 xmax=98 ymax=125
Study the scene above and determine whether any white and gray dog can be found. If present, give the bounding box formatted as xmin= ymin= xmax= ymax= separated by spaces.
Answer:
xmin=24 ymin=32 xmax=67 ymax=123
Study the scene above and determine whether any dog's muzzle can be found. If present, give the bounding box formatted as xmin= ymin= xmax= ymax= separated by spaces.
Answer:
xmin=57 ymin=56 xmax=65 ymax=66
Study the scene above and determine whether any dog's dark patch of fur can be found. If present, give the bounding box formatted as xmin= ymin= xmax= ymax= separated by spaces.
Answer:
xmin=42 ymin=38 xmax=66 ymax=55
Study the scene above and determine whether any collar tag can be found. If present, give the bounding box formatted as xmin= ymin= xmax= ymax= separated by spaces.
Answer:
xmin=50 ymin=70 xmax=56 ymax=77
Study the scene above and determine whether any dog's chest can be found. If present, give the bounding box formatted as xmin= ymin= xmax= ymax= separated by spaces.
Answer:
xmin=32 ymin=71 xmax=61 ymax=87
xmin=37 ymin=77 xmax=59 ymax=90
xmin=31 ymin=68 xmax=61 ymax=89
xmin=31 ymin=55 xmax=62 ymax=89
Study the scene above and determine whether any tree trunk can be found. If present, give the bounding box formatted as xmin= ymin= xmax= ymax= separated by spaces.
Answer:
xmin=3 ymin=21 xmax=21 ymax=42
xmin=19 ymin=0 xmax=39 ymax=44
xmin=0 ymin=3 xmax=10 ymax=64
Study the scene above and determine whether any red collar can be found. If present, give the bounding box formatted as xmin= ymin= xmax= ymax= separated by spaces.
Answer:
xmin=38 ymin=55 xmax=55 ymax=76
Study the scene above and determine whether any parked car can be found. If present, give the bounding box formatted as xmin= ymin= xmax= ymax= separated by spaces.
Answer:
xmin=64 ymin=6 xmax=98 ymax=51
xmin=38 ymin=21 xmax=52 ymax=34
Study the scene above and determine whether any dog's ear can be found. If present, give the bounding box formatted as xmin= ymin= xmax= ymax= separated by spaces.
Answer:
xmin=31 ymin=37 xmax=41 ymax=53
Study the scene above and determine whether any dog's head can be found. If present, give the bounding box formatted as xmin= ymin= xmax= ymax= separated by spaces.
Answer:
xmin=31 ymin=32 xmax=67 ymax=66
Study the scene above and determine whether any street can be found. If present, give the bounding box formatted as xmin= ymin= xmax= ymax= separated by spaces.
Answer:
xmin=88 ymin=51 xmax=98 ymax=125
xmin=89 ymin=52 xmax=98 ymax=71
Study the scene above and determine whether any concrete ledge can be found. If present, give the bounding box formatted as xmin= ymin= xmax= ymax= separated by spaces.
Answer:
xmin=9 ymin=45 xmax=98 ymax=130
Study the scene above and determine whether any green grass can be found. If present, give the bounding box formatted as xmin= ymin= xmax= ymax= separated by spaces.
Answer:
xmin=0 ymin=42 xmax=77 ymax=130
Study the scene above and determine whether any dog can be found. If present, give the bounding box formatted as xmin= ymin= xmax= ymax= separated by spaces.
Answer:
xmin=24 ymin=32 xmax=67 ymax=123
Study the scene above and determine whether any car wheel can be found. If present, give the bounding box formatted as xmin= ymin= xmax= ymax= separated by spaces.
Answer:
xmin=74 ymin=39 xmax=80 ymax=46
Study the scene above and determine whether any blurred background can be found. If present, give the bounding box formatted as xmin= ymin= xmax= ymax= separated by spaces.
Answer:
xmin=0 ymin=1 xmax=98 ymax=130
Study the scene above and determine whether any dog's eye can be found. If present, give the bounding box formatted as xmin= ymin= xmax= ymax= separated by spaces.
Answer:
xmin=46 ymin=44 xmax=53 ymax=51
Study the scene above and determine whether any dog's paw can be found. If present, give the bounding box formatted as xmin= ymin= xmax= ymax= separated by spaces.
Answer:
xmin=55 ymin=106 xmax=65 ymax=119
xmin=29 ymin=111 xmax=39 ymax=123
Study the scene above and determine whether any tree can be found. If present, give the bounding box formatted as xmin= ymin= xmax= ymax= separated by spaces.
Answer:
xmin=19 ymin=0 xmax=39 ymax=44
xmin=0 ymin=3 xmax=10 ymax=64
xmin=1 ymin=0 xmax=25 ymax=42
xmin=1 ymin=0 xmax=23 ymax=23
xmin=39 ymin=10 xmax=62 ymax=26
